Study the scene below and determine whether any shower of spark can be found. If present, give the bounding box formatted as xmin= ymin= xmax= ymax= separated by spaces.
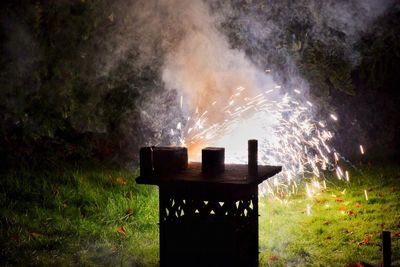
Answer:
xmin=170 ymin=85 xmax=350 ymax=197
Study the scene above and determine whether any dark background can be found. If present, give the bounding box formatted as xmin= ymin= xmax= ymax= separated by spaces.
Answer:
xmin=0 ymin=0 xmax=399 ymax=170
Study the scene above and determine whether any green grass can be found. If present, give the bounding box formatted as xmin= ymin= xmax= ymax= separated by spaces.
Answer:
xmin=259 ymin=164 xmax=400 ymax=266
xmin=1 ymin=164 xmax=399 ymax=266
xmin=0 ymin=168 xmax=159 ymax=266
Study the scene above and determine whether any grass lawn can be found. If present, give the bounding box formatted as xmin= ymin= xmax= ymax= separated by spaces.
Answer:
xmin=1 ymin=164 xmax=399 ymax=266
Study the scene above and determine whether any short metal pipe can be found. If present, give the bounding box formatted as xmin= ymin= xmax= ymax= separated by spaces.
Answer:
xmin=248 ymin=139 xmax=258 ymax=177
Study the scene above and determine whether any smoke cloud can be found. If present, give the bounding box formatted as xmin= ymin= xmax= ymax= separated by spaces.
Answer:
xmin=102 ymin=0 xmax=393 ymax=155
xmin=161 ymin=1 xmax=274 ymax=120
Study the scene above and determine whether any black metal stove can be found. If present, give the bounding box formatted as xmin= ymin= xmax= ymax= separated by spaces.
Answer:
xmin=136 ymin=140 xmax=281 ymax=267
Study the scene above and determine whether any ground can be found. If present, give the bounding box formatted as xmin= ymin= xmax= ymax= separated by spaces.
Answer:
xmin=1 ymin=164 xmax=399 ymax=266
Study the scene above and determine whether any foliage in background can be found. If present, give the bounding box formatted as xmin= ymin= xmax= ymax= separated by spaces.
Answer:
xmin=218 ymin=0 xmax=400 ymax=158
xmin=0 ymin=1 xmax=168 ymax=168
xmin=359 ymin=7 xmax=400 ymax=92
xmin=0 ymin=0 xmax=399 ymax=168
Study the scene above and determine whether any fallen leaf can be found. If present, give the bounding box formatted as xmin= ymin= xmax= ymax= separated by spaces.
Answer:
xmin=116 ymin=226 xmax=127 ymax=236
xmin=31 ymin=232 xmax=44 ymax=238
xmin=339 ymin=206 xmax=346 ymax=211
xmin=355 ymin=202 xmax=362 ymax=208
xmin=359 ymin=235 xmax=372 ymax=245
xmin=348 ymin=210 xmax=354 ymax=216
xmin=347 ymin=261 xmax=364 ymax=267
xmin=335 ymin=197 xmax=344 ymax=202
xmin=394 ymin=232 xmax=400 ymax=237
xmin=126 ymin=208 xmax=133 ymax=215
xmin=115 ymin=177 xmax=127 ymax=185
xmin=269 ymin=255 xmax=279 ymax=261
xmin=111 ymin=245 xmax=119 ymax=252
xmin=347 ymin=262 xmax=364 ymax=267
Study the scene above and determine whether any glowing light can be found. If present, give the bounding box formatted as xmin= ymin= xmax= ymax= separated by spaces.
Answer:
xmin=360 ymin=145 xmax=365 ymax=155
xmin=172 ymin=85 xmax=347 ymax=197
xmin=364 ymin=189 xmax=368 ymax=201
xmin=334 ymin=152 xmax=339 ymax=163
xmin=330 ymin=114 xmax=338 ymax=121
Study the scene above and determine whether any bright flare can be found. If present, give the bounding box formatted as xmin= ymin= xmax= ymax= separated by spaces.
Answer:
xmin=171 ymin=85 xmax=350 ymax=196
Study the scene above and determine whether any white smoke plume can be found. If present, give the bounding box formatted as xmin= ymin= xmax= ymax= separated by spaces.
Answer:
xmin=161 ymin=0 xmax=275 ymax=118
xmin=100 ymin=0 xmax=393 ymax=156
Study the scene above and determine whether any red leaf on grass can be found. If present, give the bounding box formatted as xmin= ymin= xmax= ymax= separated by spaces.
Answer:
xmin=347 ymin=262 xmax=364 ymax=267
xmin=355 ymin=202 xmax=362 ymax=208
xmin=359 ymin=238 xmax=369 ymax=245
xmin=335 ymin=197 xmax=344 ymax=202
xmin=394 ymin=232 xmax=400 ymax=237
xmin=116 ymin=226 xmax=127 ymax=236
xmin=339 ymin=206 xmax=346 ymax=212
xmin=269 ymin=255 xmax=279 ymax=261
xmin=126 ymin=208 xmax=133 ymax=215
xmin=114 ymin=177 xmax=127 ymax=185
xmin=348 ymin=210 xmax=354 ymax=216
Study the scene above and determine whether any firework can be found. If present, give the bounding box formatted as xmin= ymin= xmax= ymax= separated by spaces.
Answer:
xmin=171 ymin=85 xmax=350 ymax=197
xmin=364 ymin=189 xmax=369 ymax=201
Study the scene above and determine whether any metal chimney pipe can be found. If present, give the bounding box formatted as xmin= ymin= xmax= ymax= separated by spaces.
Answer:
xmin=248 ymin=139 xmax=258 ymax=177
